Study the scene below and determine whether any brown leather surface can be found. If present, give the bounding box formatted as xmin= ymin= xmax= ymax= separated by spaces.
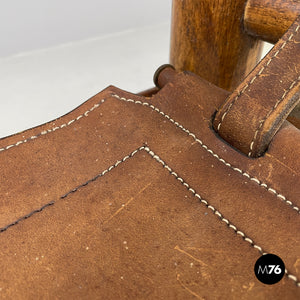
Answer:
xmin=213 ymin=16 xmax=300 ymax=157
xmin=0 ymin=70 xmax=299 ymax=299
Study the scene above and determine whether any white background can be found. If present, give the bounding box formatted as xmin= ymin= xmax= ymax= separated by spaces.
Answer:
xmin=0 ymin=0 xmax=172 ymax=57
xmin=0 ymin=1 xmax=271 ymax=138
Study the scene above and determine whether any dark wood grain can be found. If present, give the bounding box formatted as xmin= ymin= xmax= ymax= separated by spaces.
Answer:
xmin=244 ymin=0 xmax=300 ymax=43
xmin=170 ymin=0 xmax=263 ymax=91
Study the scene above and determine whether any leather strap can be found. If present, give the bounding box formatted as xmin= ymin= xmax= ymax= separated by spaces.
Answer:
xmin=213 ymin=15 xmax=300 ymax=157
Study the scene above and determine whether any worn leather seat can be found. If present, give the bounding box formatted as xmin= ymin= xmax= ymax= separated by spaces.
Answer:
xmin=0 ymin=66 xmax=299 ymax=298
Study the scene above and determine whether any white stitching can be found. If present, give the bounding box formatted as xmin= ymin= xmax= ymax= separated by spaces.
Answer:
xmin=61 ymin=146 xmax=146 ymax=198
xmin=286 ymin=270 xmax=300 ymax=287
xmin=0 ymin=92 xmax=298 ymax=214
xmin=143 ymin=146 xmax=300 ymax=287
xmin=112 ymin=94 xmax=300 ymax=214
xmin=248 ymin=75 xmax=300 ymax=157
xmin=144 ymin=146 xmax=261 ymax=249
xmin=216 ymin=23 xmax=300 ymax=133
xmin=0 ymin=100 xmax=105 ymax=152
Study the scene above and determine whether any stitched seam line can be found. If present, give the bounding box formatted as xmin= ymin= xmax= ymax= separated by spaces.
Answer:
xmin=0 ymin=146 xmax=145 ymax=234
xmin=216 ymin=23 xmax=300 ymax=132
xmin=1 ymin=146 xmax=299 ymax=287
xmin=0 ymin=99 xmax=106 ymax=152
xmin=60 ymin=146 xmax=146 ymax=199
xmin=0 ymin=201 xmax=55 ymax=233
xmin=112 ymin=94 xmax=300 ymax=214
xmin=1 ymin=92 xmax=298 ymax=213
xmin=248 ymin=74 xmax=300 ymax=157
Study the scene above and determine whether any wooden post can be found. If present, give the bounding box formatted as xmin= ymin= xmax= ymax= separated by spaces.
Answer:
xmin=170 ymin=0 xmax=264 ymax=91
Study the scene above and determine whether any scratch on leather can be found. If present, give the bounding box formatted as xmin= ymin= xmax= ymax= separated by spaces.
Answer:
xmin=103 ymin=182 xmax=152 ymax=225
xmin=1 ymin=145 xmax=299 ymax=287
xmin=176 ymin=274 xmax=204 ymax=299
xmin=174 ymin=245 xmax=208 ymax=267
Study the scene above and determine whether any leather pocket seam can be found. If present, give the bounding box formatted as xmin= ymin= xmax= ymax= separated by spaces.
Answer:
xmin=112 ymin=94 xmax=299 ymax=214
